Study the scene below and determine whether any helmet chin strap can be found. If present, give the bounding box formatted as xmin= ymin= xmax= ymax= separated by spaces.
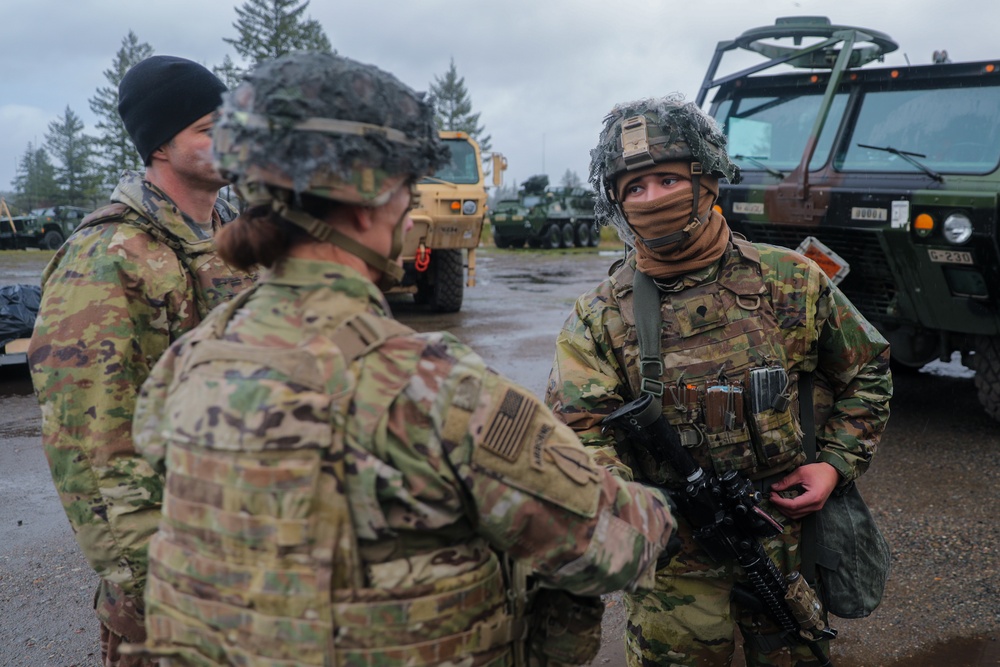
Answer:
xmin=270 ymin=198 xmax=405 ymax=290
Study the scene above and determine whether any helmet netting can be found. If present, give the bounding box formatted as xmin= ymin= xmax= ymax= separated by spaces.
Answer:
xmin=214 ymin=52 xmax=449 ymax=205
xmin=588 ymin=93 xmax=740 ymax=245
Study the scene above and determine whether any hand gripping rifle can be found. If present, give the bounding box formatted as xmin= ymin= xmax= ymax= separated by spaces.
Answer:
xmin=602 ymin=393 xmax=837 ymax=666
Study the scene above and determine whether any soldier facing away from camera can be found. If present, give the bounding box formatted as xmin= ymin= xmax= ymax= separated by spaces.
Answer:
xmin=28 ymin=55 xmax=255 ymax=666
xmin=127 ymin=52 xmax=678 ymax=667
xmin=544 ymin=95 xmax=892 ymax=667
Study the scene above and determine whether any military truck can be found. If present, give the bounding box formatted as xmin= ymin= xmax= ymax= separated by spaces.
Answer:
xmin=491 ymin=174 xmax=599 ymax=249
xmin=2 ymin=205 xmax=89 ymax=250
xmin=699 ymin=16 xmax=1000 ymax=420
xmin=396 ymin=130 xmax=505 ymax=313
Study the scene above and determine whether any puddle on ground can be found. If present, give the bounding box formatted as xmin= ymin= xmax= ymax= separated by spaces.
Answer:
xmin=838 ymin=635 xmax=999 ymax=667
xmin=496 ymin=270 xmax=574 ymax=290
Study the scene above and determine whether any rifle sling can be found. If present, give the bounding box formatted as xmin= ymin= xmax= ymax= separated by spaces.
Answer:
xmin=799 ymin=371 xmax=818 ymax=585
xmin=633 ymin=270 xmax=665 ymax=398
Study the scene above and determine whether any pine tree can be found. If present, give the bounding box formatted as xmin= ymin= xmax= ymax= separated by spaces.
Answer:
xmin=224 ymin=0 xmax=332 ymax=68
xmin=89 ymin=31 xmax=153 ymax=191
xmin=213 ymin=55 xmax=246 ymax=90
xmin=46 ymin=106 xmax=100 ymax=207
xmin=429 ymin=59 xmax=491 ymax=154
xmin=560 ymin=169 xmax=582 ymax=189
xmin=11 ymin=143 xmax=59 ymax=212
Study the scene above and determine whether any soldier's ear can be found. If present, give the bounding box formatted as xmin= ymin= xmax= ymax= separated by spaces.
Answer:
xmin=350 ymin=205 xmax=375 ymax=232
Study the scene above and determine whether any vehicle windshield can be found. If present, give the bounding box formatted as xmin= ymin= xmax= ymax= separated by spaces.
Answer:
xmin=717 ymin=80 xmax=1000 ymax=176
xmin=838 ymin=84 xmax=1000 ymax=174
xmin=717 ymin=92 xmax=847 ymax=172
xmin=423 ymin=138 xmax=480 ymax=184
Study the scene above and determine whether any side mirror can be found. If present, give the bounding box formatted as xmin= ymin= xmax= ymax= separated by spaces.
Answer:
xmin=492 ymin=154 xmax=508 ymax=188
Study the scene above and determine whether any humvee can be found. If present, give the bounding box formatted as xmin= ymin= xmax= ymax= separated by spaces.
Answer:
xmin=7 ymin=205 xmax=90 ymax=250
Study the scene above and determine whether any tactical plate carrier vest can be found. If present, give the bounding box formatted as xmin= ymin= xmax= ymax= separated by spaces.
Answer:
xmin=140 ymin=288 xmax=518 ymax=667
xmin=611 ymin=239 xmax=807 ymax=487
xmin=78 ymin=203 xmax=254 ymax=320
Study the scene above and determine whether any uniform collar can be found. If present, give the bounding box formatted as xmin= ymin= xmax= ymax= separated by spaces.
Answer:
xmin=263 ymin=256 xmax=392 ymax=315
xmin=112 ymin=170 xmax=222 ymax=243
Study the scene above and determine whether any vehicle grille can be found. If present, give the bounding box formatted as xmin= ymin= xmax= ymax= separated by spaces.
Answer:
xmin=738 ymin=222 xmax=897 ymax=323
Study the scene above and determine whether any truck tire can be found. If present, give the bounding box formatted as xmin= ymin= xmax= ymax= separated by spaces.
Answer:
xmin=560 ymin=222 xmax=575 ymax=248
xmin=587 ymin=221 xmax=600 ymax=247
xmin=41 ymin=230 xmax=64 ymax=250
xmin=545 ymin=224 xmax=561 ymax=249
xmin=574 ymin=220 xmax=592 ymax=247
xmin=973 ymin=335 xmax=1000 ymax=421
xmin=430 ymin=248 xmax=464 ymax=313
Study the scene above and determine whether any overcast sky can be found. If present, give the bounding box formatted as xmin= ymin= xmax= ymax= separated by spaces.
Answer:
xmin=2 ymin=0 xmax=998 ymax=199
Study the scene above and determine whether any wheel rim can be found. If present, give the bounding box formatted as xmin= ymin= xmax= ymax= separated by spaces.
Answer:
xmin=547 ymin=226 xmax=561 ymax=249
xmin=561 ymin=223 xmax=575 ymax=247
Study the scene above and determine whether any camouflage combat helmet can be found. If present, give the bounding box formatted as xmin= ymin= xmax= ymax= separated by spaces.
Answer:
xmin=589 ymin=94 xmax=741 ymax=243
xmin=213 ymin=52 xmax=449 ymax=286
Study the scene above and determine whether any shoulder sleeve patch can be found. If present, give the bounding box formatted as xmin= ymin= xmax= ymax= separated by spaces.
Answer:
xmin=471 ymin=379 xmax=601 ymax=518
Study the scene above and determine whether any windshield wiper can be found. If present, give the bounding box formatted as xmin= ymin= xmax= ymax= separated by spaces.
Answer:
xmin=733 ymin=154 xmax=786 ymax=179
xmin=857 ymin=143 xmax=944 ymax=182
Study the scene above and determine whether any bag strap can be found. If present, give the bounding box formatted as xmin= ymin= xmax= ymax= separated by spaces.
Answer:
xmin=633 ymin=270 xmax=665 ymax=399
xmin=798 ymin=371 xmax=818 ymax=584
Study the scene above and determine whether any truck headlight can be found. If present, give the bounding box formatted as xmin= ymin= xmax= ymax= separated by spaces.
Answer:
xmin=943 ymin=213 xmax=972 ymax=245
xmin=462 ymin=200 xmax=478 ymax=215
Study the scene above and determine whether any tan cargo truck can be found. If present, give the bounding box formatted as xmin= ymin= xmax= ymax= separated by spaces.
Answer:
xmin=395 ymin=130 xmax=505 ymax=312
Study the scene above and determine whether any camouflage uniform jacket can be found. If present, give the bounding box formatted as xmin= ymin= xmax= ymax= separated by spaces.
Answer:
xmin=27 ymin=171 xmax=255 ymax=628
xmin=132 ymin=258 xmax=674 ymax=666
xmin=545 ymin=241 xmax=892 ymax=486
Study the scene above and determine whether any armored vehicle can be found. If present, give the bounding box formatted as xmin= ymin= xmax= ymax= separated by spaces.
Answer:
xmin=2 ymin=205 xmax=89 ymax=250
xmin=395 ymin=131 xmax=505 ymax=313
xmin=700 ymin=16 xmax=1000 ymax=420
xmin=491 ymin=174 xmax=599 ymax=249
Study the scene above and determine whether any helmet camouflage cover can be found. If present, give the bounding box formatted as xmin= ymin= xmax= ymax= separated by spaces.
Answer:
xmin=214 ymin=52 xmax=449 ymax=207
xmin=589 ymin=94 xmax=741 ymax=229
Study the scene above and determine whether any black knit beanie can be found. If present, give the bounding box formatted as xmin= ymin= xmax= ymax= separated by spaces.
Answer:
xmin=118 ymin=55 xmax=228 ymax=164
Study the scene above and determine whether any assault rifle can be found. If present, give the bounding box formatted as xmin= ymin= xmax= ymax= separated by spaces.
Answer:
xmin=602 ymin=393 xmax=837 ymax=666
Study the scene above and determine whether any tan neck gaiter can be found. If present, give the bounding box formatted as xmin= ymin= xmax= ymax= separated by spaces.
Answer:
xmin=621 ymin=172 xmax=729 ymax=279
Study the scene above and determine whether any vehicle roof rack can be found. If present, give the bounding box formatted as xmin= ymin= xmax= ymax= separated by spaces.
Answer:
xmin=696 ymin=16 xmax=899 ymax=106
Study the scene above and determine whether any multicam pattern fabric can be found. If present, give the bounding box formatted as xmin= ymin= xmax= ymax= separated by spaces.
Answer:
xmin=131 ymin=258 xmax=675 ymax=667
xmin=545 ymin=242 xmax=891 ymax=667
xmin=623 ymin=513 xmax=829 ymax=667
xmin=27 ymin=170 xmax=255 ymax=643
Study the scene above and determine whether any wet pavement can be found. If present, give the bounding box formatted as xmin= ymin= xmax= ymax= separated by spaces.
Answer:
xmin=1 ymin=246 xmax=997 ymax=666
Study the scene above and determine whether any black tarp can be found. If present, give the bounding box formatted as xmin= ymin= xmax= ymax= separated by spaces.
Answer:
xmin=0 ymin=284 xmax=41 ymax=347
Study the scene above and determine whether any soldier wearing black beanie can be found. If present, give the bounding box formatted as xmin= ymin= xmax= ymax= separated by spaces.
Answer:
xmin=28 ymin=55 xmax=255 ymax=667
xmin=118 ymin=55 xmax=228 ymax=164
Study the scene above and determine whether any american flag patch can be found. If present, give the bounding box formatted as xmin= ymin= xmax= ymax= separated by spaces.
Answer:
xmin=481 ymin=388 xmax=536 ymax=461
